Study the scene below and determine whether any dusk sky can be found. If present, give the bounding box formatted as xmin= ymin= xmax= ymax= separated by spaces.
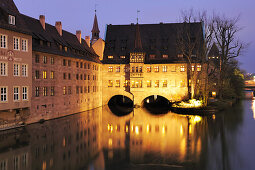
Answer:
xmin=14 ymin=0 xmax=255 ymax=73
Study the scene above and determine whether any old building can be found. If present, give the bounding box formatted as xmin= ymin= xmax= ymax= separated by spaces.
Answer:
xmin=0 ymin=0 xmax=32 ymax=126
xmin=102 ymin=22 xmax=204 ymax=105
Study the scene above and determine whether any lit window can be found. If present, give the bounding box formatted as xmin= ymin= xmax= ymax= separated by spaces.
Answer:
xmin=162 ymin=54 xmax=168 ymax=58
xmin=50 ymin=71 xmax=54 ymax=79
xmin=13 ymin=63 xmax=19 ymax=76
xmin=108 ymin=56 xmax=113 ymax=59
xmin=108 ymin=80 xmax=113 ymax=87
xmin=154 ymin=66 xmax=159 ymax=72
xmin=0 ymin=87 xmax=7 ymax=102
xmin=171 ymin=65 xmax=176 ymax=72
xmin=197 ymin=65 xmax=202 ymax=71
xmin=108 ymin=66 xmax=113 ymax=72
xmin=0 ymin=62 xmax=7 ymax=76
xmin=155 ymin=80 xmax=159 ymax=88
xmin=180 ymin=66 xmax=185 ymax=72
xmin=116 ymin=66 xmax=120 ymax=72
xmin=115 ymin=80 xmax=120 ymax=87
xmin=180 ymin=80 xmax=185 ymax=87
xmin=120 ymin=55 xmax=125 ymax=59
xmin=0 ymin=34 xmax=7 ymax=48
xmin=147 ymin=80 xmax=151 ymax=87
xmin=162 ymin=66 xmax=167 ymax=72
xmin=147 ymin=66 xmax=151 ymax=72
xmin=191 ymin=54 xmax=196 ymax=58
xmin=192 ymin=66 xmax=195 ymax=71
xmin=63 ymin=86 xmax=66 ymax=95
xmin=22 ymin=87 xmax=28 ymax=100
xmin=13 ymin=87 xmax=19 ymax=101
xmin=43 ymin=56 xmax=47 ymax=64
xmin=43 ymin=71 xmax=47 ymax=79
xmin=178 ymin=54 xmax=183 ymax=58
xmin=13 ymin=37 xmax=20 ymax=50
xmin=9 ymin=15 xmax=15 ymax=25
xmin=21 ymin=64 xmax=28 ymax=77
xmin=163 ymin=80 xmax=167 ymax=87
xmin=124 ymin=66 xmax=128 ymax=72
xmin=124 ymin=80 xmax=129 ymax=87
xmin=21 ymin=39 xmax=28 ymax=51
xmin=43 ymin=87 xmax=47 ymax=96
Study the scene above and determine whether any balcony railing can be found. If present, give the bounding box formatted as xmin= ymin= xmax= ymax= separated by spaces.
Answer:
xmin=130 ymin=72 xmax=143 ymax=78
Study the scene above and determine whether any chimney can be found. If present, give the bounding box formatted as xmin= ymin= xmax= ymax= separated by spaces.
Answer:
xmin=76 ymin=30 xmax=81 ymax=43
xmin=55 ymin=21 xmax=62 ymax=36
xmin=85 ymin=36 xmax=90 ymax=47
xmin=39 ymin=15 xmax=45 ymax=30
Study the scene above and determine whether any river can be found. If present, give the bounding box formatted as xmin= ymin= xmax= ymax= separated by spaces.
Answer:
xmin=0 ymin=100 xmax=254 ymax=170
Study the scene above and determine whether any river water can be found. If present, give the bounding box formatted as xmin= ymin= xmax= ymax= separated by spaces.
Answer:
xmin=0 ymin=100 xmax=254 ymax=170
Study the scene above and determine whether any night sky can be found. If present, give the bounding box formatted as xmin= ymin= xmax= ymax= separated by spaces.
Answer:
xmin=14 ymin=0 xmax=255 ymax=73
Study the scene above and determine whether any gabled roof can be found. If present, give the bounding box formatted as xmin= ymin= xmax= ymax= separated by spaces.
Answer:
xmin=102 ymin=22 xmax=203 ymax=64
xmin=0 ymin=0 xmax=19 ymax=15
xmin=21 ymin=14 xmax=100 ymax=63
xmin=208 ymin=43 xmax=219 ymax=57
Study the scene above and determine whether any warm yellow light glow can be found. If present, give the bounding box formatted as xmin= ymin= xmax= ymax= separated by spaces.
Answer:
xmin=212 ymin=114 xmax=216 ymax=120
xmin=162 ymin=125 xmax=166 ymax=135
xmin=252 ymin=100 xmax=255 ymax=120
xmin=135 ymin=126 xmax=139 ymax=135
xmin=62 ymin=137 xmax=66 ymax=147
xmin=180 ymin=125 xmax=183 ymax=136
xmin=146 ymin=99 xmax=150 ymax=103
xmin=193 ymin=116 xmax=202 ymax=123
xmin=131 ymin=125 xmax=134 ymax=132
xmin=189 ymin=124 xmax=192 ymax=134
xmin=108 ymin=124 xmax=113 ymax=133
xmin=173 ymin=99 xmax=202 ymax=108
xmin=125 ymin=125 xmax=129 ymax=133
xmin=146 ymin=124 xmax=150 ymax=133
xmin=42 ymin=161 xmax=47 ymax=170
xmin=108 ymin=138 xmax=113 ymax=148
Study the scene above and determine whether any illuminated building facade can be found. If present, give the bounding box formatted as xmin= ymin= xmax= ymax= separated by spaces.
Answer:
xmin=0 ymin=0 xmax=32 ymax=124
xmin=102 ymin=22 xmax=204 ymax=105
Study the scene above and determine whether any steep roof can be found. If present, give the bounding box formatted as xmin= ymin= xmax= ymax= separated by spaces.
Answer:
xmin=208 ymin=43 xmax=219 ymax=57
xmin=102 ymin=22 xmax=203 ymax=64
xmin=91 ymin=14 xmax=100 ymax=33
xmin=21 ymin=14 xmax=100 ymax=63
xmin=0 ymin=0 xmax=30 ymax=35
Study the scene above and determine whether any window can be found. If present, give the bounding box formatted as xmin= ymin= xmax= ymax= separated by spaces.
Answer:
xmin=68 ymin=60 xmax=71 ymax=66
xmin=35 ymin=55 xmax=40 ymax=63
xmin=88 ymin=64 xmax=90 ymax=69
xmin=80 ymin=74 xmax=83 ymax=80
xmin=139 ymin=66 xmax=143 ymax=72
xmin=0 ymin=159 xmax=7 ymax=170
xmin=149 ymin=54 xmax=155 ymax=59
xmin=63 ymin=59 xmax=66 ymax=66
xmin=35 ymin=70 xmax=39 ymax=79
xmin=13 ymin=63 xmax=19 ymax=76
xmin=171 ymin=65 xmax=176 ymax=72
xmin=154 ymin=66 xmax=159 ymax=72
xmin=108 ymin=66 xmax=113 ymax=72
xmin=35 ymin=87 xmax=39 ymax=97
xmin=162 ymin=54 xmax=168 ymax=58
xmin=50 ymin=57 xmax=54 ymax=65
xmin=84 ymin=63 xmax=86 ymax=69
xmin=108 ymin=56 xmax=113 ymax=59
xmin=180 ymin=80 xmax=185 ymax=87
xmin=88 ymin=86 xmax=90 ymax=93
xmin=155 ymin=80 xmax=159 ymax=88
xmin=88 ymin=75 xmax=90 ymax=80
xmin=14 ymin=87 xmax=19 ymax=101
xmin=21 ymin=39 xmax=28 ymax=51
xmin=76 ymin=62 xmax=79 ymax=67
xmin=63 ymin=73 xmax=66 ymax=79
xmin=163 ymin=80 xmax=167 ymax=87
xmin=147 ymin=80 xmax=151 ymax=87
xmin=180 ymin=66 xmax=185 ymax=72
xmin=80 ymin=62 xmax=83 ymax=68
xmin=162 ymin=66 xmax=167 ymax=72
xmin=43 ymin=87 xmax=47 ymax=96
xmin=170 ymin=80 xmax=176 ymax=87
xmin=43 ymin=56 xmax=47 ymax=64
xmin=0 ymin=87 xmax=7 ymax=102
xmin=76 ymin=86 xmax=79 ymax=94
xmin=178 ymin=54 xmax=183 ymax=58
xmin=68 ymin=86 xmax=71 ymax=94
xmin=108 ymin=80 xmax=113 ymax=87
xmin=76 ymin=74 xmax=79 ymax=80
xmin=63 ymin=86 xmax=66 ymax=95
xmin=43 ymin=71 xmax=47 ymax=79
xmin=124 ymin=80 xmax=129 ymax=87
xmin=192 ymin=65 xmax=195 ymax=71
xmin=147 ymin=66 xmax=151 ymax=72
xmin=50 ymin=71 xmax=54 ymax=79
xmin=13 ymin=37 xmax=19 ymax=50
xmin=22 ymin=87 xmax=28 ymax=100
xmin=131 ymin=80 xmax=142 ymax=88
xmin=115 ymin=80 xmax=120 ymax=87
xmin=0 ymin=62 xmax=7 ymax=76
xmin=0 ymin=34 xmax=7 ymax=48
xmin=9 ymin=15 xmax=15 ymax=25
xmin=21 ymin=64 xmax=28 ymax=77
xmin=68 ymin=73 xmax=71 ymax=80
xmin=197 ymin=65 xmax=202 ymax=71
xmin=116 ymin=66 xmax=120 ymax=72
xmin=80 ymin=86 xmax=83 ymax=93
xmin=124 ymin=66 xmax=128 ymax=72
xmin=50 ymin=87 xmax=54 ymax=96
xmin=120 ymin=56 xmax=125 ymax=59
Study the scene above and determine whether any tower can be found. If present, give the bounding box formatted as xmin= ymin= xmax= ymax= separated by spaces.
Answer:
xmin=91 ymin=10 xmax=100 ymax=44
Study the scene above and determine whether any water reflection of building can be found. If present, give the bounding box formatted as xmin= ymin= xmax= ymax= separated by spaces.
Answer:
xmin=0 ymin=107 xmax=103 ymax=170
xmin=101 ymin=106 xmax=204 ymax=168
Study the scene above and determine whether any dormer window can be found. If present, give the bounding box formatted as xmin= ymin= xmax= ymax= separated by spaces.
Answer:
xmin=8 ymin=15 xmax=15 ymax=25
